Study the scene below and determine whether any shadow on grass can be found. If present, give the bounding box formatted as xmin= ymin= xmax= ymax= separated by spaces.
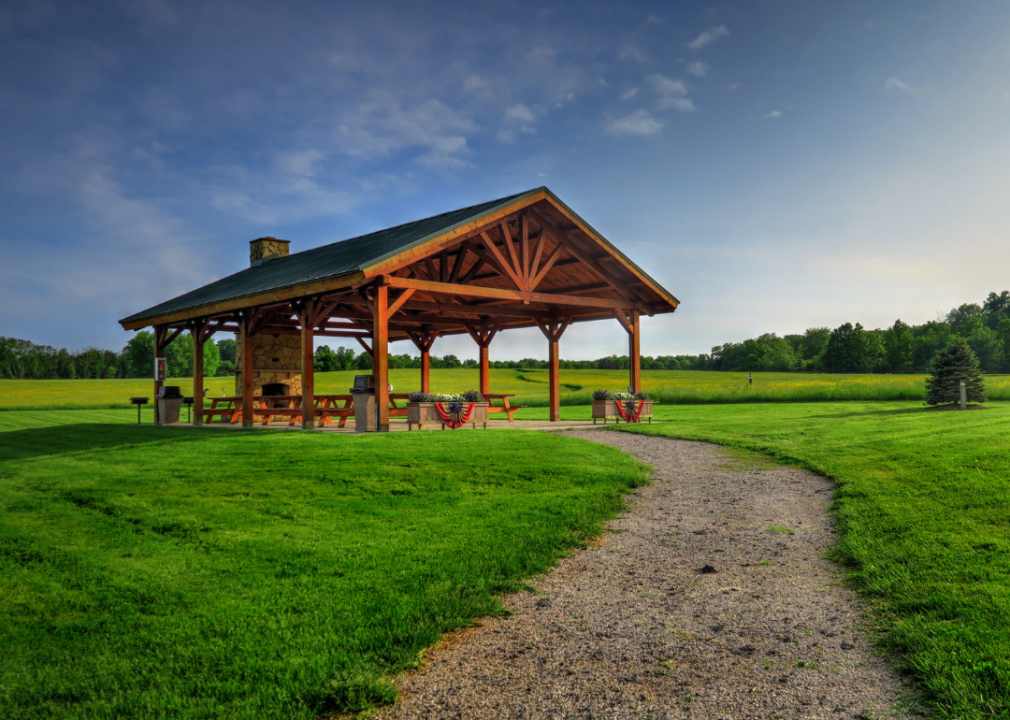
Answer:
xmin=0 ymin=424 xmax=232 ymax=463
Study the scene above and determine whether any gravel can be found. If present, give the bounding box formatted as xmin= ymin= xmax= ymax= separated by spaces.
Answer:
xmin=373 ymin=431 xmax=916 ymax=720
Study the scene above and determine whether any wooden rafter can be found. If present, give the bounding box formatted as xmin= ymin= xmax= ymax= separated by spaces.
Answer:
xmin=385 ymin=275 xmax=639 ymax=311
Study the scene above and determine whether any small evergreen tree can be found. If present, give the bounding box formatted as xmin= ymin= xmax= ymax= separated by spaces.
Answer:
xmin=925 ymin=336 xmax=986 ymax=405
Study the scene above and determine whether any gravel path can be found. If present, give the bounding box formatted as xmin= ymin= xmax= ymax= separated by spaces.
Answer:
xmin=374 ymin=431 xmax=914 ymax=720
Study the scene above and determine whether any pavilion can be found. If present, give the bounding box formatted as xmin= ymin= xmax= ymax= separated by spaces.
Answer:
xmin=119 ymin=187 xmax=679 ymax=430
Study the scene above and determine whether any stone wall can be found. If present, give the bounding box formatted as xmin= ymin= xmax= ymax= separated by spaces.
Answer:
xmin=235 ymin=333 xmax=303 ymax=397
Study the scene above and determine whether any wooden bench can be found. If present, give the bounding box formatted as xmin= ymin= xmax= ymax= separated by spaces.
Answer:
xmin=484 ymin=393 xmax=525 ymax=422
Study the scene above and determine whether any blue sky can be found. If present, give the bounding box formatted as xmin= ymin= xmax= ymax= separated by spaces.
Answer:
xmin=3 ymin=0 xmax=1010 ymax=360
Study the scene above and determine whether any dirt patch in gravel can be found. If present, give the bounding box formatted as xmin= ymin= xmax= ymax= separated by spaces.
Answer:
xmin=373 ymin=431 xmax=917 ymax=720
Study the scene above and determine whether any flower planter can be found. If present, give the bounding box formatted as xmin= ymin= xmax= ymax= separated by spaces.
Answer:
xmin=592 ymin=399 xmax=653 ymax=424
xmin=408 ymin=402 xmax=488 ymax=430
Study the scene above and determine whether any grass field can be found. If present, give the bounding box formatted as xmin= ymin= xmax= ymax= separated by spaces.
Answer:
xmin=0 ymin=413 xmax=647 ymax=719
xmin=597 ymin=401 xmax=1010 ymax=719
xmin=6 ymin=369 xmax=1010 ymax=410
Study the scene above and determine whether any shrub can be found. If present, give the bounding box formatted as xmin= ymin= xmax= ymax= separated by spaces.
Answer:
xmin=634 ymin=391 xmax=650 ymax=401
xmin=925 ymin=336 xmax=987 ymax=405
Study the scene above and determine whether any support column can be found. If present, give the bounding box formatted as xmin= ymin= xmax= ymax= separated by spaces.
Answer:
xmin=408 ymin=328 xmax=436 ymax=394
xmin=241 ymin=310 xmax=255 ymax=428
xmin=465 ymin=319 xmax=497 ymax=398
xmin=154 ymin=325 xmax=166 ymax=424
xmin=479 ymin=345 xmax=490 ymax=397
xmin=191 ymin=320 xmax=205 ymax=426
xmin=299 ymin=299 xmax=316 ymax=430
xmin=372 ymin=283 xmax=389 ymax=432
xmin=629 ymin=309 xmax=641 ymax=394
xmin=536 ymin=317 xmax=570 ymax=423
xmin=548 ymin=337 xmax=560 ymax=422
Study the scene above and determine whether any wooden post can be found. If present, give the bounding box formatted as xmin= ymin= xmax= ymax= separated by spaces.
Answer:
xmin=154 ymin=325 xmax=166 ymax=424
xmin=299 ymin=299 xmax=316 ymax=430
xmin=407 ymin=328 xmax=436 ymax=395
xmin=465 ymin=320 xmax=496 ymax=398
xmin=373 ymin=283 xmax=389 ymax=432
xmin=536 ymin=318 xmax=570 ymax=423
xmin=241 ymin=310 xmax=255 ymax=429
xmin=548 ymin=337 xmax=560 ymax=421
xmin=191 ymin=321 xmax=205 ymax=426
xmin=629 ymin=309 xmax=641 ymax=394
xmin=479 ymin=344 xmax=490 ymax=397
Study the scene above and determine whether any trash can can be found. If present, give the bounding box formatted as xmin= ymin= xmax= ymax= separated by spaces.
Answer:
xmin=156 ymin=386 xmax=183 ymax=425
xmin=351 ymin=375 xmax=375 ymax=432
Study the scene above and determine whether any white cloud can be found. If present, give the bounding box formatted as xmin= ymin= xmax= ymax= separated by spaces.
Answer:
xmin=688 ymin=25 xmax=729 ymax=50
xmin=727 ymin=83 xmax=740 ymax=91
xmin=333 ymin=93 xmax=476 ymax=166
xmin=647 ymin=74 xmax=695 ymax=112
xmin=885 ymin=77 xmax=916 ymax=93
xmin=763 ymin=110 xmax=782 ymax=118
xmin=618 ymin=46 xmax=648 ymax=63
xmin=275 ymin=149 xmax=323 ymax=177
xmin=605 ymin=110 xmax=663 ymax=136
xmin=496 ymin=129 xmax=516 ymax=144
xmin=504 ymin=103 xmax=535 ymax=123
xmin=620 ymin=87 xmax=639 ymax=101
xmin=687 ymin=61 xmax=709 ymax=77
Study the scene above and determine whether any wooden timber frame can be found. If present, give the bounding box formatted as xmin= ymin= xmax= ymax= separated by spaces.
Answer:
xmin=120 ymin=188 xmax=679 ymax=431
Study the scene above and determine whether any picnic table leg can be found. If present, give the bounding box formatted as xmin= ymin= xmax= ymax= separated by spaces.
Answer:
xmin=337 ymin=398 xmax=351 ymax=428
xmin=504 ymin=397 xmax=516 ymax=422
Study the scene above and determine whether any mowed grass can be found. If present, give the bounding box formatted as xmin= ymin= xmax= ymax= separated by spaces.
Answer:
xmin=8 ymin=369 xmax=1010 ymax=411
xmin=602 ymin=401 xmax=1010 ymax=719
xmin=0 ymin=414 xmax=648 ymax=719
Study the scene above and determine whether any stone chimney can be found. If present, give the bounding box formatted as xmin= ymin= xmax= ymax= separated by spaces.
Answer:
xmin=249 ymin=237 xmax=290 ymax=267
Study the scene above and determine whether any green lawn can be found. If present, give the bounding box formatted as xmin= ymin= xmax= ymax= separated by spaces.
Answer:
xmin=600 ymin=401 xmax=1010 ymax=719
xmin=8 ymin=369 xmax=1010 ymax=411
xmin=0 ymin=413 xmax=647 ymax=719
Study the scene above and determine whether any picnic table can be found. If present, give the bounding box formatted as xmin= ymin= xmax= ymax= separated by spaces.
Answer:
xmin=483 ymin=393 xmax=526 ymax=422
xmin=204 ymin=394 xmax=412 ymax=426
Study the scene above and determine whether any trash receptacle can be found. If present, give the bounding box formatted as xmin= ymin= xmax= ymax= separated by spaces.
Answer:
xmin=156 ymin=386 xmax=183 ymax=425
xmin=351 ymin=375 xmax=375 ymax=432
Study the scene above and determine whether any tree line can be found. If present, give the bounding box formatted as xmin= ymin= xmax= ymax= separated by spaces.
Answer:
xmin=3 ymin=291 xmax=1009 ymax=379
xmin=702 ymin=291 xmax=1010 ymax=373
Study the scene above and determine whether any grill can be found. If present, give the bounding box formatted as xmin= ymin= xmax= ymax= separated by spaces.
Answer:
xmin=262 ymin=383 xmax=290 ymax=397
xmin=351 ymin=375 xmax=375 ymax=394
xmin=130 ymin=396 xmax=148 ymax=424
xmin=157 ymin=386 xmax=182 ymax=399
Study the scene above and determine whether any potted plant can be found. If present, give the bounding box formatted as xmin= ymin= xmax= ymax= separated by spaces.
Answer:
xmin=591 ymin=390 xmax=654 ymax=424
xmin=407 ymin=389 xmax=489 ymax=430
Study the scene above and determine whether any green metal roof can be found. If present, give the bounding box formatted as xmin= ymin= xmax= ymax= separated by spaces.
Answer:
xmin=121 ymin=188 xmax=542 ymax=326
xmin=120 ymin=186 xmax=678 ymax=327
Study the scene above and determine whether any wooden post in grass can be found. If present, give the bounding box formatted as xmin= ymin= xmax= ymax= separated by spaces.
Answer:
xmin=154 ymin=325 xmax=166 ymax=424
xmin=536 ymin=317 xmax=570 ymax=422
xmin=960 ymin=381 xmax=967 ymax=410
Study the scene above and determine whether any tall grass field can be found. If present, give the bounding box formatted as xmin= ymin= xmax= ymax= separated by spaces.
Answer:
xmin=5 ymin=369 xmax=1010 ymax=410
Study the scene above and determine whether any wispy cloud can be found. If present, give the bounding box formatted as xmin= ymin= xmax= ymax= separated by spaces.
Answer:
xmin=884 ymin=77 xmax=917 ymax=93
xmin=504 ymin=103 xmax=535 ymax=123
xmin=605 ymin=110 xmax=663 ymax=136
xmin=688 ymin=25 xmax=729 ymax=50
xmin=620 ymin=87 xmax=639 ymax=100
xmin=763 ymin=110 xmax=782 ymax=118
xmin=618 ymin=46 xmax=648 ymax=63
xmin=648 ymin=74 xmax=695 ymax=112
xmin=687 ymin=61 xmax=708 ymax=77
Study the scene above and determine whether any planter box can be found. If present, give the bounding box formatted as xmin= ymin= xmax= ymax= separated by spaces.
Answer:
xmin=592 ymin=399 xmax=653 ymax=424
xmin=408 ymin=402 xmax=489 ymax=430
